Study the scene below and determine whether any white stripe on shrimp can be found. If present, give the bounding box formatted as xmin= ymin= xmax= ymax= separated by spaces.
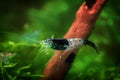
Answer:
xmin=66 ymin=38 xmax=84 ymax=50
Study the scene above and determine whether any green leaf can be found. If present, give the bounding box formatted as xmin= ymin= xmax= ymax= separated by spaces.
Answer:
xmin=16 ymin=64 xmax=32 ymax=75
xmin=21 ymin=74 xmax=46 ymax=78
xmin=8 ymin=41 xmax=15 ymax=46
xmin=4 ymin=63 xmax=17 ymax=68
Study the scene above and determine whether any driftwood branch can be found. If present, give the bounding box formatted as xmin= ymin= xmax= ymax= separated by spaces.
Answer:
xmin=40 ymin=0 xmax=107 ymax=80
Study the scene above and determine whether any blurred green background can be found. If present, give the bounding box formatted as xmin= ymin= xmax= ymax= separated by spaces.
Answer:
xmin=0 ymin=0 xmax=120 ymax=80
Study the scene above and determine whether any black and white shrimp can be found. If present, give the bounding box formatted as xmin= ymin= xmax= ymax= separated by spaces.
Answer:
xmin=44 ymin=38 xmax=99 ymax=54
xmin=44 ymin=38 xmax=84 ymax=50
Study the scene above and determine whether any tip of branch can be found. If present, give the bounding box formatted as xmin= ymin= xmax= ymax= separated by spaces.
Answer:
xmin=85 ymin=0 xmax=97 ymax=8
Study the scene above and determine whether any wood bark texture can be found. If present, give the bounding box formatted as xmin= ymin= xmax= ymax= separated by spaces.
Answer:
xmin=40 ymin=0 xmax=107 ymax=80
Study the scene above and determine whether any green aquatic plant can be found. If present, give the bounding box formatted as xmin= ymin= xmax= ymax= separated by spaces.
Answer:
xmin=0 ymin=40 xmax=50 ymax=80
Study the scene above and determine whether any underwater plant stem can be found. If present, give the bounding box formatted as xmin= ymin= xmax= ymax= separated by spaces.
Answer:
xmin=40 ymin=0 xmax=107 ymax=80
xmin=1 ymin=62 xmax=5 ymax=80
xmin=4 ymin=68 xmax=14 ymax=80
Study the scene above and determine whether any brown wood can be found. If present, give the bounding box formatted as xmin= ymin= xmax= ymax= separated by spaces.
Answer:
xmin=40 ymin=0 xmax=107 ymax=80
